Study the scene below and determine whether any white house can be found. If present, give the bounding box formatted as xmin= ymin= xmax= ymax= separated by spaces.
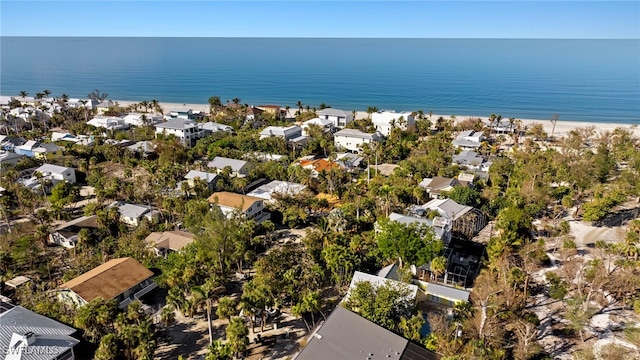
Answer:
xmin=93 ymin=100 xmax=115 ymax=114
xmin=410 ymin=198 xmax=487 ymax=237
xmin=87 ymin=116 xmax=130 ymax=131
xmin=35 ymin=164 xmax=76 ymax=184
xmin=453 ymin=150 xmax=492 ymax=172
xmin=259 ymin=125 xmax=302 ymax=141
xmin=207 ymin=191 xmax=270 ymax=223
xmin=388 ymin=212 xmax=452 ymax=245
xmin=155 ymin=119 xmax=204 ymax=148
xmin=207 ymin=156 xmax=252 ymax=177
xmin=122 ymin=113 xmax=163 ymax=127
xmin=345 ymin=270 xmax=418 ymax=304
xmin=453 ymin=130 xmax=485 ymax=149
xmin=184 ymin=170 xmax=218 ymax=189
xmin=166 ymin=108 xmax=193 ymax=120
xmin=301 ymin=117 xmax=334 ymax=136
xmin=202 ymin=122 xmax=233 ymax=135
xmin=371 ymin=110 xmax=415 ymax=136
xmin=49 ymin=215 xmax=99 ymax=248
xmin=316 ymin=108 xmax=353 ymax=128
xmin=246 ymin=180 xmax=307 ymax=203
xmin=108 ymin=201 xmax=157 ymax=226
xmin=58 ymin=257 xmax=156 ymax=308
xmin=333 ymin=128 xmax=383 ymax=153
xmin=0 ymin=151 xmax=24 ymax=171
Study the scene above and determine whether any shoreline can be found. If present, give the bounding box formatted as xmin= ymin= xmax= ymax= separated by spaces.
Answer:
xmin=114 ymin=100 xmax=640 ymax=138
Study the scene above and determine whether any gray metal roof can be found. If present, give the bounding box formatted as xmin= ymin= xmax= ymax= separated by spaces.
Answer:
xmin=246 ymin=180 xmax=307 ymax=200
xmin=0 ymin=302 xmax=78 ymax=360
xmin=388 ymin=213 xmax=446 ymax=239
xmin=185 ymin=170 xmax=218 ymax=183
xmin=155 ymin=119 xmax=200 ymax=130
xmin=207 ymin=156 xmax=248 ymax=172
xmin=425 ymin=282 xmax=470 ymax=302
xmin=422 ymin=199 xmax=473 ymax=220
xmin=109 ymin=202 xmax=152 ymax=220
xmin=334 ymin=128 xmax=381 ymax=140
xmin=316 ymin=108 xmax=352 ymax=118
xmin=36 ymin=164 xmax=72 ymax=175
xmin=347 ymin=271 xmax=418 ymax=303
xmin=295 ymin=306 xmax=408 ymax=360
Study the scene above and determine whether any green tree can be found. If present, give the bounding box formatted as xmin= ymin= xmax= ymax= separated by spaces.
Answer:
xmin=192 ymin=279 xmax=226 ymax=346
xmin=447 ymin=186 xmax=481 ymax=207
xmin=74 ymin=298 xmax=118 ymax=342
xmin=375 ymin=218 xmax=443 ymax=268
xmin=226 ymin=317 xmax=249 ymax=358
xmin=216 ymin=296 xmax=238 ymax=321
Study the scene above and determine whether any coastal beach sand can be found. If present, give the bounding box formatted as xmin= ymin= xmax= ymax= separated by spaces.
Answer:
xmin=115 ymin=100 xmax=639 ymax=138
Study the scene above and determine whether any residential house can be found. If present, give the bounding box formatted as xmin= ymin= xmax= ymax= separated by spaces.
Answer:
xmin=259 ymin=125 xmax=303 ymax=141
xmin=11 ymin=96 xmax=36 ymax=106
xmin=417 ymin=281 xmax=470 ymax=307
xmin=245 ymin=152 xmax=288 ymax=163
xmin=166 ymin=108 xmax=194 ymax=120
xmin=453 ymin=130 xmax=485 ymax=149
xmin=155 ymin=119 xmax=204 ymax=148
xmin=58 ymin=257 xmax=156 ymax=308
xmin=184 ymin=170 xmax=218 ymax=189
xmin=145 ymin=230 xmax=195 ymax=257
xmin=14 ymin=141 xmax=62 ymax=159
xmin=246 ymin=180 xmax=307 ymax=203
xmin=207 ymin=191 xmax=270 ymax=223
xmin=371 ymin=110 xmax=415 ymax=136
xmin=122 ymin=113 xmax=162 ymax=127
xmin=294 ymin=306 xmax=436 ymax=360
xmin=299 ymin=158 xmax=340 ymax=177
xmin=346 ymin=271 xmax=419 ymax=304
xmin=126 ymin=141 xmax=156 ymax=156
xmin=256 ymin=105 xmax=281 ymax=117
xmin=419 ymin=176 xmax=461 ymax=199
xmin=93 ymin=100 xmax=116 ymax=114
xmin=207 ymin=156 xmax=252 ymax=177
xmin=49 ymin=215 xmax=100 ymax=248
xmin=453 ymin=150 xmax=492 ymax=172
xmin=0 ymin=151 xmax=24 ymax=171
xmin=333 ymin=128 xmax=383 ymax=153
xmin=35 ymin=164 xmax=76 ymax=184
xmin=87 ymin=116 xmax=130 ymax=131
xmin=108 ymin=201 xmax=157 ymax=226
xmin=316 ymin=108 xmax=354 ymax=128
xmin=202 ymin=122 xmax=233 ymax=135
xmin=0 ymin=301 xmax=79 ymax=360
xmin=301 ymin=117 xmax=334 ymax=136
xmin=245 ymin=106 xmax=264 ymax=120
xmin=334 ymin=152 xmax=365 ymax=172
xmin=388 ymin=212 xmax=452 ymax=245
xmin=0 ymin=135 xmax=26 ymax=151
xmin=410 ymin=198 xmax=487 ymax=237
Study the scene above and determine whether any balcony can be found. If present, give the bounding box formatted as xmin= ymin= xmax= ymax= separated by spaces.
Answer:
xmin=134 ymin=281 xmax=158 ymax=300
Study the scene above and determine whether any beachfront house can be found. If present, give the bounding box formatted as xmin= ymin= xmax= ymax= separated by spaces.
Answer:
xmin=166 ymin=108 xmax=197 ymax=120
xmin=93 ymin=100 xmax=115 ymax=114
xmin=453 ymin=130 xmax=485 ymax=149
xmin=207 ymin=191 xmax=271 ymax=223
xmin=58 ymin=257 xmax=156 ymax=308
xmin=0 ymin=301 xmax=80 ymax=360
xmin=207 ymin=156 xmax=252 ymax=177
xmin=122 ymin=113 xmax=163 ymax=127
xmin=259 ymin=125 xmax=302 ymax=141
xmin=371 ymin=110 xmax=415 ymax=136
xmin=145 ymin=230 xmax=195 ymax=257
xmin=316 ymin=108 xmax=354 ymax=128
xmin=49 ymin=215 xmax=100 ymax=248
xmin=155 ymin=119 xmax=204 ymax=147
xmin=246 ymin=180 xmax=308 ymax=203
xmin=87 ymin=116 xmax=130 ymax=131
xmin=333 ymin=128 xmax=383 ymax=153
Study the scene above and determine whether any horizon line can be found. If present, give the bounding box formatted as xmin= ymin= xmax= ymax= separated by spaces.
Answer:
xmin=1 ymin=35 xmax=638 ymax=41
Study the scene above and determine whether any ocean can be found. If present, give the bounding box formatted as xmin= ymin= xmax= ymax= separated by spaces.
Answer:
xmin=1 ymin=37 xmax=638 ymax=123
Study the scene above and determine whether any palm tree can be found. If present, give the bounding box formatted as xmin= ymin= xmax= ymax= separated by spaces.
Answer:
xmin=191 ymin=280 xmax=225 ymax=346
xmin=430 ymin=256 xmax=447 ymax=283
xmin=215 ymin=296 xmax=238 ymax=321
xmin=18 ymin=90 xmax=28 ymax=98
xmin=42 ymin=89 xmax=51 ymax=98
xmin=296 ymin=101 xmax=303 ymax=115
xmin=232 ymin=97 xmax=241 ymax=105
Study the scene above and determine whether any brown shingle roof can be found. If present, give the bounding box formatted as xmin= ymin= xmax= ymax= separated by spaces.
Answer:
xmin=207 ymin=192 xmax=262 ymax=211
xmin=145 ymin=231 xmax=194 ymax=252
xmin=59 ymin=257 xmax=153 ymax=302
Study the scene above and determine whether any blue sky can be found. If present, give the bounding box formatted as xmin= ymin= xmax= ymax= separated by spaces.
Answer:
xmin=1 ymin=1 xmax=638 ymax=38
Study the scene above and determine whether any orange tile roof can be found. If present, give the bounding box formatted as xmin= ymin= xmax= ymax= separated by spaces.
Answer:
xmin=59 ymin=257 xmax=153 ymax=302
xmin=300 ymin=159 xmax=340 ymax=173
xmin=207 ymin=191 xmax=263 ymax=211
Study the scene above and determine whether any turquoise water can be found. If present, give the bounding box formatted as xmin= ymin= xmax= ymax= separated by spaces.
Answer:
xmin=1 ymin=37 xmax=638 ymax=123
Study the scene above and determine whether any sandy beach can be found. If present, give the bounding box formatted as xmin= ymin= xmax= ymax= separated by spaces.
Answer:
xmin=114 ymin=100 xmax=639 ymax=138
